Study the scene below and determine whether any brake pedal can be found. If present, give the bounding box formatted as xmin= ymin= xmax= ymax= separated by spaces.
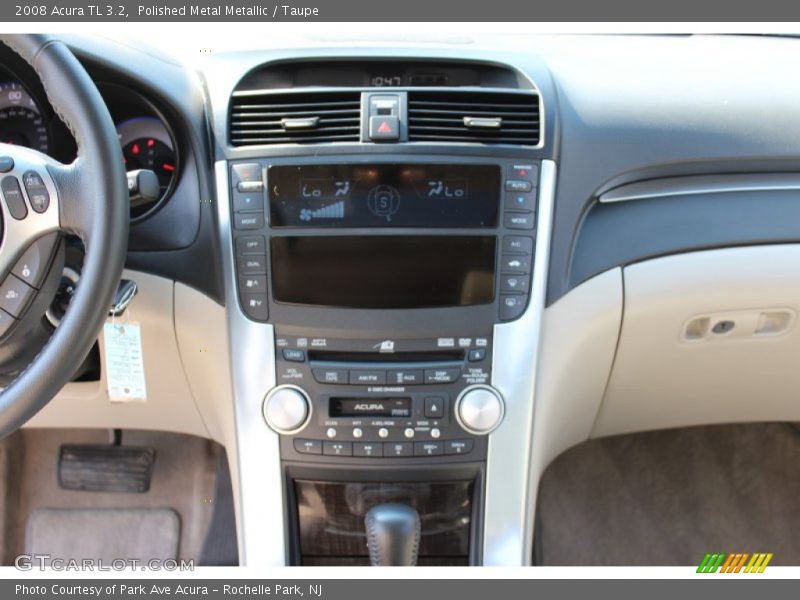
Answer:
xmin=58 ymin=444 xmax=156 ymax=493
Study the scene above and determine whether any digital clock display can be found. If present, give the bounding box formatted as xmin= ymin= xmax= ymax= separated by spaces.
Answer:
xmin=370 ymin=75 xmax=403 ymax=87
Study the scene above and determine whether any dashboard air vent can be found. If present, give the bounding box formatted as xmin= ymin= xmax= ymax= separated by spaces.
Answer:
xmin=229 ymin=91 xmax=361 ymax=146
xmin=407 ymin=91 xmax=540 ymax=145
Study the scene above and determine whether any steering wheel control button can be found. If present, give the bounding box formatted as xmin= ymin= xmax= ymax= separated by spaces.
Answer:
xmin=22 ymin=171 xmax=50 ymax=213
xmin=456 ymin=385 xmax=505 ymax=435
xmin=500 ymin=294 xmax=528 ymax=321
xmin=294 ymin=439 xmax=322 ymax=455
xmin=445 ymin=439 xmax=474 ymax=455
xmin=323 ymin=441 xmax=353 ymax=457
xmin=0 ymin=309 xmax=16 ymax=338
xmin=233 ymin=212 xmax=264 ymax=230
xmin=240 ymin=294 xmax=268 ymax=321
xmin=1 ymin=175 xmax=28 ymax=220
xmin=0 ymin=156 xmax=14 ymax=173
xmin=0 ymin=274 xmax=36 ymax=318
xmin=424 ymin=396 xmax=445 ymax=419
xmin=12 ymin=233 xmax=58 ymax=289
xmin=235 ymin=235 xmax=266 ymax=255
xmin=414 ymin=441 xmax=444 ymax=456
xmin=504 ymin=211 xmax=535 ymax=230
xmin=263 ymin=386 xmax=311 ymax=434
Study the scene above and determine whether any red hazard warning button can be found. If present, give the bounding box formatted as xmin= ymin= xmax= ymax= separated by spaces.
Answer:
xmin=369 ymin=115 xmax=400 ymax=141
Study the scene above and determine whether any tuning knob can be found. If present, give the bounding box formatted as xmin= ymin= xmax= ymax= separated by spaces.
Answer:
xmin=455 ymin=385 xmax=504 ymax=435
xmin=262 ymin=385 xmax=311 ymax=434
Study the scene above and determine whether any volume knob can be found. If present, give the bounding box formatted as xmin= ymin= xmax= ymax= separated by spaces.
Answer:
xmin=263 ymin=385 xmax=311 ymax=434
xmin=455 ymin=385 xmax=504 ymax=435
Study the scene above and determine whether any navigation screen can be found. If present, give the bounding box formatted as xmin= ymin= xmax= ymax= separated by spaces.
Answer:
xmin=268 ymin=164 xmax=500 ymax=227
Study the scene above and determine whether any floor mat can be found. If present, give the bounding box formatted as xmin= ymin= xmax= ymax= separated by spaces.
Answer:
xmin=0 ymin=429 xmax=221 ymax=565
xmin=535 ymin=423 xmax=800 ymax=566
xmin=26 ymin=508 xmax=179 ymax=562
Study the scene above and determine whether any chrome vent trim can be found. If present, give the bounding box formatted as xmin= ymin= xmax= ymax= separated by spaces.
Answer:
xmin=229 ymin=91 xmax=361 ymax=146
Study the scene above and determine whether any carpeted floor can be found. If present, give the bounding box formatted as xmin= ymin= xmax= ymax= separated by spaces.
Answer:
xmin=0 ymin=428 xmax=237 ymax=565
xmin=535 ymin=423 xmax=800 ymax=566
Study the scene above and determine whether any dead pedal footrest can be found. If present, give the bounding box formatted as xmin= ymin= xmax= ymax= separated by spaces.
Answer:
xmin=58 ymin=444 xmax=156 ymax=493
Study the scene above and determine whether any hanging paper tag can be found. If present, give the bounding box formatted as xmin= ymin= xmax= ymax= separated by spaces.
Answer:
xmin=103 ymin=322 xmax=147 ymax=402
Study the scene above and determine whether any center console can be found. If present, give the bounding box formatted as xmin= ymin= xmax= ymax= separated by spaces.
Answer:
xmin=226 ymin=155 xmax=538 ymax=564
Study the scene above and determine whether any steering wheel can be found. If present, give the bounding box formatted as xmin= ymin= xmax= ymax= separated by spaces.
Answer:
xmin=0 ymin=34 xmax=128 ymax=437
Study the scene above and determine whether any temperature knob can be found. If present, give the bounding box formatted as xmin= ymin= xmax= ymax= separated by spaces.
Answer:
xmin=262 ymin=385 xmax=311 ymax=434
xmin=455 ymin=385 xmax=504 ymax=435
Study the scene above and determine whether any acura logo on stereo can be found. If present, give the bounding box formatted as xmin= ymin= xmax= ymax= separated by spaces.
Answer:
xmin=352 ymin=403 xmax=386 ymax=412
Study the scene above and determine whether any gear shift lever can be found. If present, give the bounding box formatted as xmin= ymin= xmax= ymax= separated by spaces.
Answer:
xmin=364 ymin=503 xmax=421 ymax=566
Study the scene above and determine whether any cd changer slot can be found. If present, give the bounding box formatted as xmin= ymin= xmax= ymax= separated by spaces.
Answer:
xmin=307 ymin=350 xmax=465 ymax=363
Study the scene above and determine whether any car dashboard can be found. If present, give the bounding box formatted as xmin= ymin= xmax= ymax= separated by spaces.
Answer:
xmin=2 ymin=33 xmax=800 ymax=567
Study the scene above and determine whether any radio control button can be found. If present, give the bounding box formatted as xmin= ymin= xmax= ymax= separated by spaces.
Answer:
xmin=404 ymin=428 xmax=415 ymax=439
xmin=385 ymin=442 xmax=413 ymax=457
xmin=378 ymin=428 xmax=389 ymax=439
xmin=500 ymin=294 xmax=528 ymax=321
xmin=353 ymin=427 xmax=364 ymax=439
xmin=468 ymin=348 xmax=486 ymax=362
xmin=326 ymin=427 xmax=337 ymax=439
xmin=386 ymin=369 xmax=424 ymax=385
xmin=354 ymin=442 xmax=383 ymax=457
xmin=501 ymin=254 xmax=531 ymax=274
xmin=430 ymin=428 xmax=441 ymax=439
xmin=504 ymin=211 xmax=535 ymax=230
xmin=424 ymin=396 xmax=445 ymax=419
xmin=282 ymin=348 xmax=306 ymax=362
xmin=294 ymin=439 xmax=322 ymax=455
xmin=323 ymin=441 xmax=353 ymax=457
xmin=424 ymin=368 xmax=461 ymax=384
xmin=505 ymin=179 xmax=533 ymax=193
xmin=349 ymin=369 xmax=386 ymax=385
xmin=445 ymin=439 xmax=474 ymax=455
xmin=263 ymin=386 xmax=310 ymax=434
xmin=414 ymin=441 xmax=444 ymax=456
xmin=312 ymin=368 xmax=349 ymax=384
